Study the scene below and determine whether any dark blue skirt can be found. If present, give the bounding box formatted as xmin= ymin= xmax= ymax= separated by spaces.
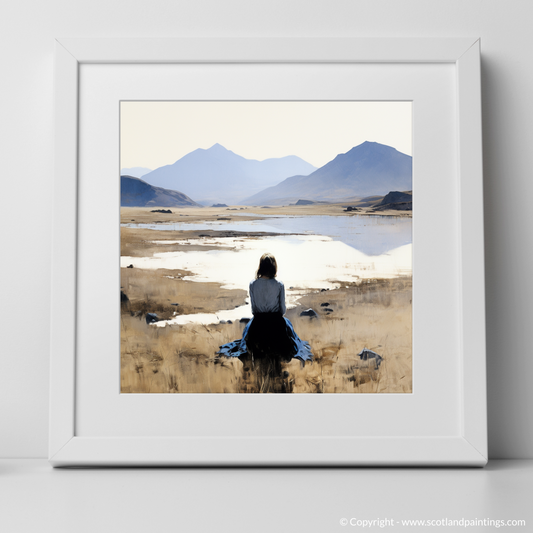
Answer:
xmin=217 ymin=313 xmax=313 ymax=363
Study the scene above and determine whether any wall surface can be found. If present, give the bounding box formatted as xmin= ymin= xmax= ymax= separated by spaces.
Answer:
xmin=1 ymin=0 xmax=532 ymax=459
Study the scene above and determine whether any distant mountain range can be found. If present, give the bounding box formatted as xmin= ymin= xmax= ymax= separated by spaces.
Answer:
xmin=140 ymin=143 xmax=317 ymax=205
xmin=120 ymin=166 xmax=152 ymax=178
xmin=121 ymin=175 xmax=201 ymax=207
xmin=242 ymin=141 xmax=412 ymax=205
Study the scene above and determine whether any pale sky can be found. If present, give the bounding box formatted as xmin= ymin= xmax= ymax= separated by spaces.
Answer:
xmin=120 ymin=101 xmax=412 ymax=170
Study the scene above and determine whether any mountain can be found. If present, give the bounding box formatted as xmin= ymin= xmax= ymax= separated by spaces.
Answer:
xmin=242 ymin=142 xmax=412 ymax=205
xmin=120 ymin=166 xmax=152 ymax=178
xmin=120 ymin=175 xmax=201 ymax=207
xmin=140 ymin=143 xmax=317 ymax=205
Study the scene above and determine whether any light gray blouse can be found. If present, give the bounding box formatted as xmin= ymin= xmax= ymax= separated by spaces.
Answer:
xmin=249 ymin=277 xmax=287 ymax=315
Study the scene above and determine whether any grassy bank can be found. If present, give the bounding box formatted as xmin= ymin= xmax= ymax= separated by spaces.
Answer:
xmin=121 ymin=275 xmax=412 ymax=394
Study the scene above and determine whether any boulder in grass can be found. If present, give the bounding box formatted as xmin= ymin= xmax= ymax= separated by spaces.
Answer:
xmin=239 ymin=317 xmax=251 ymax=324
xmin=357 ymin=347 xmax=383 ymax=369
xmin=300 ymin=308 xmax=318 ymax=319
xmin=120 ymin=291 xmax=131 ymax=312
xmin=145 ymin=313 xmax=159 ymax=324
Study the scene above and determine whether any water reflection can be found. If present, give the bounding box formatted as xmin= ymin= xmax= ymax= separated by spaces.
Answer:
xmin=121 ymin=234 xmax=411 ymax=326
xmin=121 ymin=234 xmax=411 ymax=291
xmin=122 ymin=214 xmax=411 ymax=256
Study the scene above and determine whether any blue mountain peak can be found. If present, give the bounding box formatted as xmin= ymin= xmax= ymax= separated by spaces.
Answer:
xmin=208 ymin=143 xmax=227 ymax=151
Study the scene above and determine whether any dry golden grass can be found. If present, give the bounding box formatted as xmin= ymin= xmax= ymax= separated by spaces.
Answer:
xmin=120 ymin=276 xmax=412 ymax=394
xmin=121 ymin=266 xmax=247 ymax=319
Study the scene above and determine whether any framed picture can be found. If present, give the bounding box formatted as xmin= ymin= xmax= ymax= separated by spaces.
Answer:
xmin=120 ymin=99 xmax=413 ymax=395
xmin=50 ymin=38 xmax=486 ymax=466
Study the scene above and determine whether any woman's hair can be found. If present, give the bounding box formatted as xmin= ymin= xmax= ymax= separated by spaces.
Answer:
xmin=256 ymin=253 xmax=277 ymax=279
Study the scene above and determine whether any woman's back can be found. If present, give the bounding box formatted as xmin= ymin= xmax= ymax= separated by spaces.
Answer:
xmin=249 ymin=277 xmax=286 ymax=315
xmin=217 ymin=253 xmax=313 ymax=368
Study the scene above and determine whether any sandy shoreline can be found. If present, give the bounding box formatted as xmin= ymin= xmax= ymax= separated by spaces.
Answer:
xmin=121 ymin=202 xmax=412 ymax=227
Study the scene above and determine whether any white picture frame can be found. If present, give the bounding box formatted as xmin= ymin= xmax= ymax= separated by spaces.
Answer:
xmin=50 ymin=38 xmax=486 ymax=466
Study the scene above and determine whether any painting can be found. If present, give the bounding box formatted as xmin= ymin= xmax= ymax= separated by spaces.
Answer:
xmin=120 ymin=101 xmax=412 ymax=393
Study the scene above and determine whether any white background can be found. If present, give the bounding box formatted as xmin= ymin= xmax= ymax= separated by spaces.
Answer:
xmin=1 ymin=0 xmax=532 ymax=460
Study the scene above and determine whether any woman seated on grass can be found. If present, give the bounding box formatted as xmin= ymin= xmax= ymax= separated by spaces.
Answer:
xmin=217 ymin=252 xmax=313 ymax=363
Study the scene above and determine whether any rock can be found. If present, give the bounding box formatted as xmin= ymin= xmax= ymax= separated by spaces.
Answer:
xmin=357 ymin=347 xmax=383 ymax=369
xmin=239 ymin=317 xmax=251 ymax=324
xmin=320 ymin=288 xmax=329 ymax=292
xmin=323 ymin=308 xmax=334 ymax=314
xmin=145 ymin=313 xmax=159 ymax=324
xmin=300 ymin=308 xmax=318 ymax=319
xmin=171 ymin=303 xmax=179 ymax=306
xmin=227 ymin=320 xmax=232 ymax=324
xmin=120 ymin=291 xmax=130 ymax=311
xmin=320 ymin=302 xmax=330 ymax=307
xmin=379 ymin=191 xmax=412 ymax=205
xmin=219 ymin=320 xmax=227 ymax=324
xmin=127 ymin=264 xmax=134 ymax=268
xmin=343 ymin=206 xmax=359 ymax=212
xmin=150 ymin=209 xmax=172 ymax=214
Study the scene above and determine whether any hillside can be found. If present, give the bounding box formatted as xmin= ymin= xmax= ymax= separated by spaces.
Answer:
xmin=120 ymin=176 xmax=201 ymax=207
xmin=372 ymin=190 xmax=412 ymax=211
xmin=242 ymin=141 xmax=412 ymax=205
xmin=120 ymin=166 xmax=152 ymax=178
